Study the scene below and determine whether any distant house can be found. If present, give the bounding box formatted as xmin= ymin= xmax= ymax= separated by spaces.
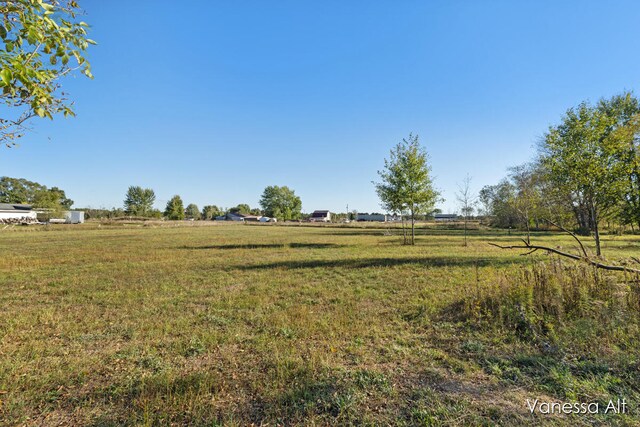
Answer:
xmin=309 ymin=210 xmax=331 ymax=222
xmin=356 ymin=213 xmax=388 ymax=222
xmin=0 ymin=203 xmax=38 ymax=223
xmin=215 ymin=212 xmax=246 ymax=221
xmin=434 ymin=213 xmax=458 ymax=222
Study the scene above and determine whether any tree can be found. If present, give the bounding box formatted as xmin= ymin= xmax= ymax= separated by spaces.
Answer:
xmin=201 ymin=205 xmax=222 ymax=220
xmin=456 ymin=174 xmax=476 ymax=247
xmin=0 ymin=176 xmax=72 ymax=209
xmin=47 ymin=186 xmax=73 ymax=209
xmin=164 ymin=195 xmax=184 ymax=220
xmin=374 ymin=134 xmax=440 ymax=245
xmin=31 ymin=188 xmax=65 ymax=216
xmin=1 ymin=0 xmax=95 ymax=147
xmin=123 ymin=186 xmax=155 ymax=217
xmin=0 ymin=176 xmax=44 ymax=202
xmin=259 ymin=185 xmax=302 ymax=221
xmin=506 ymin=164 xmax=546 ymax=244
xmin=541 ymin=93 xmax=639 ymax=255
xmin=479 ymin=181 xmax=517 ymax=229
xmin=374 ymin=139 xmax=410 ymax=243
xmin=599 ymin=95 xmax=640 ymax=230
xmin=185 ymin=203 xmax=200 ymax=220
xmin=229 ymin=204 xmax=251 ymax=215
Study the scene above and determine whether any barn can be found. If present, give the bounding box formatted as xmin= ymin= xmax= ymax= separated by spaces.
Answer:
xmin=309 ymin=210 xmax=331 ymax=222
xmin=0 ymin=203 xmax=38 ymax=223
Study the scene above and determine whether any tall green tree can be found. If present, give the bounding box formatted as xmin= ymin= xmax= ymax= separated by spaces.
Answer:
xmin=479 ymin=181 xmax=518 ymax=229
xmin=374 ymin=134 xmax=440 ymax=245
xmin=506 ymin=164 xmax=547 ymax=243
xmin=598 ymin=95 xmax=640 ymax=230
xmin=541 ymin=93 xmax=639 ymax=255
xmin=201 ymin=205 xmax=222 ymax=220
xmin=259 ymin=185 xmax=302 ymax=221
xmin=123 ymin=186 xmax=155 ymax=217
xmin=0 ymin=176 xmax=72 ymax=207
xmin=185 ymin=203 xmax=200 ymax=220
xmin=229 ymin=204 xmax=251 ymax=215
xmin=31 ymin=188 xmax=65 ymax=216
xmin=164 ymin=195 xmax=184 ymax=220
xmin=1 ymin=0 xmax=95 ymax=147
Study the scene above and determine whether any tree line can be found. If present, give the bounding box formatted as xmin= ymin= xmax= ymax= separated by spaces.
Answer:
xmin=0 ymin=176 xmax=73 ymax=215
xmin=119 ymin=185 xmax=303 ymax=221
xmin=479 ymin=92 xmax=640 ymax=255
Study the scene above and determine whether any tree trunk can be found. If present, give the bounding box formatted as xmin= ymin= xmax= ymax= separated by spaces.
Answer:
xmin=590 ymin=204 xmax=601 ymax=256
xmin=463 ymin=215 xmax=467 ymax=247
xmin=411 ymin=207 xmax=415 ymax=245
xmin=401 ymin=213 xmax=407 ymax=245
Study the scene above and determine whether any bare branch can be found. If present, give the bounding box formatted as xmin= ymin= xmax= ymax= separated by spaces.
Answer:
xmin=543 ymin=218 xmax=589 ymax=258
xmin=488 ymin=242 xmax=640 ymax=274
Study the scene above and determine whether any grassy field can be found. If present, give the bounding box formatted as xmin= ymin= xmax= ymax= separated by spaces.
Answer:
xmin=1 ymin=222 xmax=639 ymax=426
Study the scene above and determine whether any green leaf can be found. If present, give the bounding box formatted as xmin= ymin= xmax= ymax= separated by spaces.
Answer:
xmin=0 ymin=25 xmax=6 ymax=39
xmin=35 ymin=108 xmax=45 ymax=118
xmin=0 ymin=69 xmax=12 ymax=85
xmin=61 ymin=55 xmax=69 ymax=65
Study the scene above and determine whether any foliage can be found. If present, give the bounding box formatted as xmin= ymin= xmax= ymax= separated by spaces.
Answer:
xmin=201 ymin=204 xmax=222 ymax=220
xmin=31 ymin=186 xmax=69 ymax=215
xmin=541 ymin=92 xmax=640 ymax=254
xmin=0 ymin=176 xmax=72 ymax=209
xmin=0 ymin=0 xmax=95 ymax=147
xmin=81 ymin=207 xmax=124 ymax=219
xmin=229 ymin=204 xmax=251 ymax=215
xmin=164 ymin=195 xmax=184 ymax=220
xmin=479 ymin=180 xmax=518 ymax=228
xmin=374 ymin=134 xmax=440 ymax=244
xmin=123 ymin=186 xmax=155 ymax=217
xmin=185 ymin=203 xmax=200 ymax=220
xmin=259 ymin=185 xmax=302 ymax=220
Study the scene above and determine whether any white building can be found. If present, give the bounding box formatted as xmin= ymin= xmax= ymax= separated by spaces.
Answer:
xmin=309 ymin=210 xmax=331 ymax=222
xmin=0 ymin=203 xmax=38 ymax=222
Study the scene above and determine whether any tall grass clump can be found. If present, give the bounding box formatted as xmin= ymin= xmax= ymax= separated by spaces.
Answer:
xmin=464 ymin=259 xmax=640 ymax=349
xmin=456 ymin=259 xmax=640 ymax=407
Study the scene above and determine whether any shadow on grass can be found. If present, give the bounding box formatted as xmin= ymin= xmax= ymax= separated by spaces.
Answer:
xmin=320 ymin=229 xmax=565 ymax=238
xmin=182 ymin=243 xmax=344 ymax=250
xmin=84 ymin=366 xmax=351 ymax=426
xmin=238 ymin=256 xmax=531 ymax=270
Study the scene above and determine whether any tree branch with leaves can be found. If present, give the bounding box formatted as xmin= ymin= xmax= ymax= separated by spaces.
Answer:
xmin=0 ymin=0 xmax=95 ymax=147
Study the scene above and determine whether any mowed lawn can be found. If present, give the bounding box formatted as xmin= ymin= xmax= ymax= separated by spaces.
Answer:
xmin=1 ymin=223 xmax=639 ymax=426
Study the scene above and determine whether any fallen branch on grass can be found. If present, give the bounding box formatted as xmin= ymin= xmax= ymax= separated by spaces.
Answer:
xmin=488 ymin=239 xmax=640 ymax=274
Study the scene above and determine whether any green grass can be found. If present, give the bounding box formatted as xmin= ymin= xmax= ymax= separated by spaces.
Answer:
xmin=1 ymin=223 xmax=639 ymax=426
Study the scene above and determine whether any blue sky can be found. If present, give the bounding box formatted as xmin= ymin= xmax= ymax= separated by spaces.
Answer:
xmin=2 ymin=1 xmax=639 ymax=213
